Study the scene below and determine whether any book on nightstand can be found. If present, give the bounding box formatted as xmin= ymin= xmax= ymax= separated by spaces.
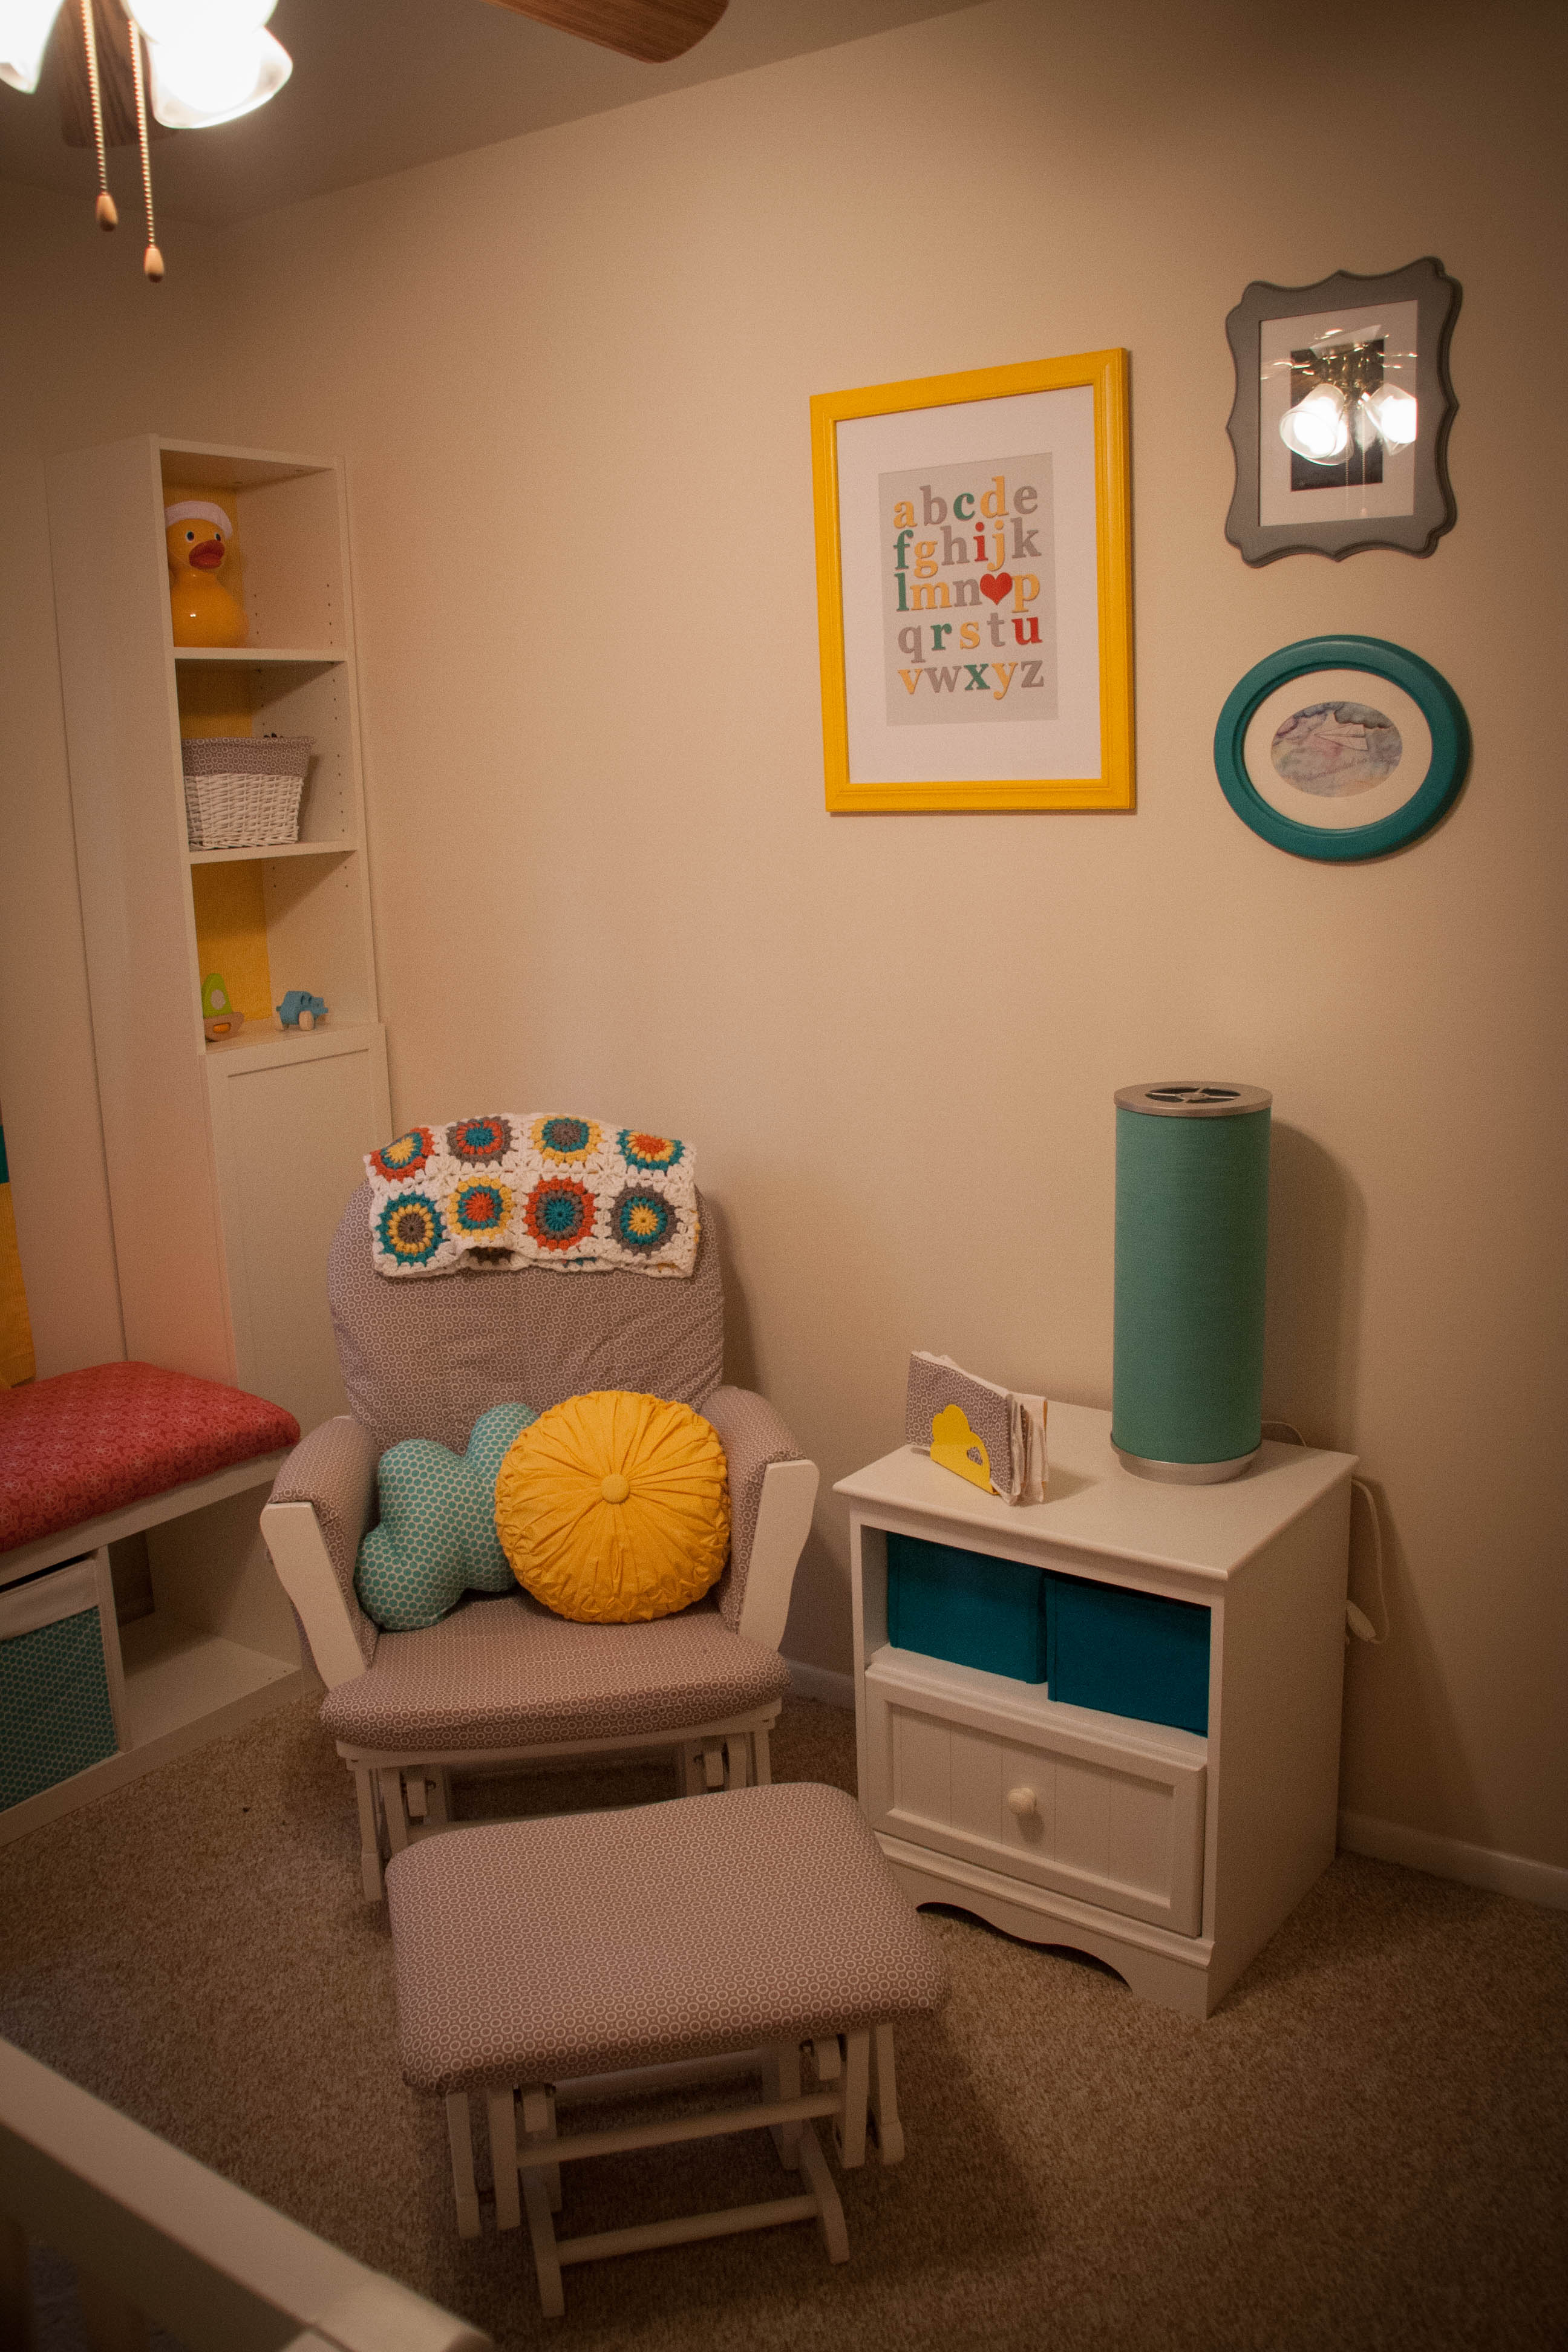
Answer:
xmin=905 ymin=1351 xmax=1048 ymax=1506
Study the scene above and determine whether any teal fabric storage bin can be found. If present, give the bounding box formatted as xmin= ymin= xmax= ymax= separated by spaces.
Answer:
xmin=885 ymin=1532 xmax=1048 ymax=1682
xmin=0 ymin=1557 xmax=119 ymax=1811
xmin=1046 ymin=1572 xmax=1210 ymax=1736
xmin=881 ymin=1530 xmax=1210 ymax=1734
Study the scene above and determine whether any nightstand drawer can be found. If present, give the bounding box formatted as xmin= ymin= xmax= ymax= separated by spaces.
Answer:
xmin=863 ymin=1657 xmax=1206 ymax=1936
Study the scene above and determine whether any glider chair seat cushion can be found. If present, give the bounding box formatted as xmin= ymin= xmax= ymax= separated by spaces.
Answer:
xmin=263 ymin=1183 xmax=819 ymax=1900
xmin=320 ymin=1591 xmax=791 ymax=1754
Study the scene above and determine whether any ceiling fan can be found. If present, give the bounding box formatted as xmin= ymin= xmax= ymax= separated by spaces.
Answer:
xmin=0 ymin=0 xmax=729 ymax=278
xmin=486 ymin=0 xmax=728 ymax=67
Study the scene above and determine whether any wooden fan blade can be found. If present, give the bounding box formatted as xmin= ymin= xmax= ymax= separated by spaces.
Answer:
xmin=48 ymin=0 xmax=172 ymax=147
xmin=482 ymin=0 xmax=728 ymax=65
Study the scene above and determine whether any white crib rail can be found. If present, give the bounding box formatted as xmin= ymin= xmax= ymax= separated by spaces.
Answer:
xmin=0 ymin=2037 xmax=488 ymax=2352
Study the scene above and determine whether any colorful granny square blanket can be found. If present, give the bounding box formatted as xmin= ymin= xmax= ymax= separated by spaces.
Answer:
xmin=367 ymin=1116 xmax=699 ymax=1281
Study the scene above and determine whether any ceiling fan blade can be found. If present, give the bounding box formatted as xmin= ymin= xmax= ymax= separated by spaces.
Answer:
xmin=482 ymin=0 xmax=728 ymax=66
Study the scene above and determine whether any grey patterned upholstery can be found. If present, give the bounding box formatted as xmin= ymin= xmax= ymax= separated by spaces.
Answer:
xmin=322 ymin=1590 xmax=789 ymax=1749
xmin=700 ymin=1387 xmax=805 ymax=1630
xmin=269 ymin=1414 xmax=381 ymax=1665
xmin=386 ymin=1783 xmax=948 ymax=2093
xmin=272 ymin=1178 xmax=808 ymax=1750
xmin=330 ymin=1183 xmax=725 ymax=1455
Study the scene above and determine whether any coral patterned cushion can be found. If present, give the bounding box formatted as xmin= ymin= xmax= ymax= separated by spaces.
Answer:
xmin=0 ymin=1361 xmax=299 ymax=1554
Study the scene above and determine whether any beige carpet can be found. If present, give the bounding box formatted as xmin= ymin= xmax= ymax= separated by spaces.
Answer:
xmin=1 ymin=1694 xmax=1564 ymax=2351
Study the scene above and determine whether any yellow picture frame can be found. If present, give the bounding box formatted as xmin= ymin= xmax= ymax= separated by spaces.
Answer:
xmin=811 ymin=350 xmax=1133 ymax=814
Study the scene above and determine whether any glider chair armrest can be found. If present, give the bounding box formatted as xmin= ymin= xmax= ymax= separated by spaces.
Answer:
xmin=700 ymin=1385 xmax=819 ymax=1653
xmin=261 ymin=1416 xmax=381 ymax=1688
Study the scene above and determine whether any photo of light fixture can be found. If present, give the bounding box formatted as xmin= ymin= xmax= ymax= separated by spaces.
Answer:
xmin=1279 ymin=332 xmax=1419 ymax=466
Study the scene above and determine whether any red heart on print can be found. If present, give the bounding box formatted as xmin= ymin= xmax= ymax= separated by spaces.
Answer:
xmin=979 ymin=572 xmax=1013 ymax=604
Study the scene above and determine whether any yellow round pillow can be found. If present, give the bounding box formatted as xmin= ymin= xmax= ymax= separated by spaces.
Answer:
xmin=494 ymin=1391 xmax=730 ymax=1624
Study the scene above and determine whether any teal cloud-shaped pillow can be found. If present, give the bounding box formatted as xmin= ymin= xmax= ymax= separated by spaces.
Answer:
xmin=355 ymin=1403 xmax=538 ymax=1632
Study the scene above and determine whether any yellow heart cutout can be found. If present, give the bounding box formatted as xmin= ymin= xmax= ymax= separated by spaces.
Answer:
xmin=930 ymin=1403 xmax=992 ymax=1494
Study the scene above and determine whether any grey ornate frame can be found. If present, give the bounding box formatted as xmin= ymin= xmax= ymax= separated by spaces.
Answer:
xmin=1224 ymin=258 xmax=1460 ymax=565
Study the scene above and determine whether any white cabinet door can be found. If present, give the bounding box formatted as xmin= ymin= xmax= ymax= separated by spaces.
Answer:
xmin=863 ymin=1658 xmax=1207 ymax=1936
xmin=206 ymin=1027 xmax=390 ymax=1432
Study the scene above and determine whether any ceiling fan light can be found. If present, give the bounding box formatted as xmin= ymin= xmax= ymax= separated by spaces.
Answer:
xmin=1361 ymin=384 xmax=1419 ymax=451
xmin=146 ymin=21 xmax=290 ymax=126
xmin=1279 ymin=382 xmax=1349 ymax=464
xmin=0 ymin=0 xmax=65 ymax=93
xmin=129 ymin=0 xmax=275 ymax=44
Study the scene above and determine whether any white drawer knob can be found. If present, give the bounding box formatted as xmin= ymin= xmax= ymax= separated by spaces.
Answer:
xmin=1006 ymin=1785 xmax=1038 ymax=1820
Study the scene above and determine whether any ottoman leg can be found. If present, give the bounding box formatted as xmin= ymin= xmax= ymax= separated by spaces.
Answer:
xmin=794 ymin=2125 xmax=849 ymax=2264
xmin=834 ymin=2032 xmax=870 ymax=2170
xmin=523 ymin=2089 xmax=563 ymax=2214
xmin=766 ymin=2042 xmax=802 ymax=2170
xmin=445 ymin=2093 xmax=481 ymax=2239
xmin=869 ymin=2024 xmax=905 ymax=2164
xmin=521 ymin=2089 xmax=566 ymax=2318
xmin=352 ymin=1768 xmax=383 ymax=1903
xmin=379 ymin=1768 xmax=410 ymax=1857
xmin=487 ymin=2089 xmax=520 ymax=2232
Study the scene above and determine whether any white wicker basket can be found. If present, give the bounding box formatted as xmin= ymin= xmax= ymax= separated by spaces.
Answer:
xmin=181 ymin=736 xmax=313 ymax=850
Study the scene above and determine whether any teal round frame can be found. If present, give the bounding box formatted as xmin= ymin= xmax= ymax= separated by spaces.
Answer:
xmin=1214 ymin=635 xmax=1470 ymax=862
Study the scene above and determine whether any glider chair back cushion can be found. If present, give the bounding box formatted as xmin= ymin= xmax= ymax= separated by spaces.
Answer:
xmin=328 ymin=1183 xmax=727 ymax=1454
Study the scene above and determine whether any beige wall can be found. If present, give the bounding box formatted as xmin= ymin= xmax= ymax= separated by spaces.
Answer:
xmin=4 ymin=0 xmax=1564 ymax=1868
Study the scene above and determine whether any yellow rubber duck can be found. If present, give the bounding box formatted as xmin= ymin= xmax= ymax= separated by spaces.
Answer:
xmin=166 ymin=499 xmax=247 ymax=648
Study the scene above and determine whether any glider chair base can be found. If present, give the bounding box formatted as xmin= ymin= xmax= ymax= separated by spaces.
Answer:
xmin=453 ymin=2035 xmax=879 ymax=2317
xmin=342 ymin=1707 xmax=780 ymax=1901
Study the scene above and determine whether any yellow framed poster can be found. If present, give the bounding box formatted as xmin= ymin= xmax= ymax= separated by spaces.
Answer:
xmin=811 ymin=350 xmax=1133 ymax=813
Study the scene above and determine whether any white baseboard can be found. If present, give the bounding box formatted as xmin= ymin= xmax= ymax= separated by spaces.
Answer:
xmin=1338 ymin=1809 xmax=1568 ymax=1912
xmin=783 ymin=1656 xmax=855 ymax=1711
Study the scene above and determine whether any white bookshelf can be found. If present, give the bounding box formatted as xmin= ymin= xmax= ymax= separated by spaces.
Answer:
xmin=45 ymin=434 xmax=390 ymax=1433
xmin=31 ymin=436 xmax=389 ymax=1806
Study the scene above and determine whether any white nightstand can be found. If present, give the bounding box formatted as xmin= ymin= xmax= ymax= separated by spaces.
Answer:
xmin=837 ymin=1403 xmax=1356 ymax=2019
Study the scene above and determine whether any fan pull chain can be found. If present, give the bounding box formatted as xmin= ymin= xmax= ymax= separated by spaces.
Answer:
xmin=79 ymin=0 xmax=117 ymax=229
xmin=126 ymin=16 xmax=163 ymax=280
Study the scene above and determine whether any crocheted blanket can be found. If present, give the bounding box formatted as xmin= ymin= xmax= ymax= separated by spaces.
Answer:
xmin=366 ymin=1115 xmax=698 ymax=1279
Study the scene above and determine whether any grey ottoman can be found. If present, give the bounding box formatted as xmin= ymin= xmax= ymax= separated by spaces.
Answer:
xmin=387 ymin=1780 xmax=947 ymax=2315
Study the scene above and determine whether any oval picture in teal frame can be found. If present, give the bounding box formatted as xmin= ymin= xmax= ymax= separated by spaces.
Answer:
xmin=1214 ymin=635 xmax=1469 ymax=861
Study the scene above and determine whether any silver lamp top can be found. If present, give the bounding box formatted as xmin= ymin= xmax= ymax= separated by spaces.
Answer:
xmin=1115 ymin=1082 xmax=1272 ymax=1119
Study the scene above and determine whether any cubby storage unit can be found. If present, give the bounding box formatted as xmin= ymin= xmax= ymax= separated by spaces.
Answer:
xmin=0 ymin=1453 xmax=302 ymax=1848
xmin=839 ymin=1403 xmax=1356 ymax=2018
xmin=46 ymin=437 xmax=390 ymax=1437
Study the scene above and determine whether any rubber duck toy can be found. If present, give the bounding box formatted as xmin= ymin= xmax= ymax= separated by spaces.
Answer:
xmin=166 ymin=500 xmax=247 ymax=648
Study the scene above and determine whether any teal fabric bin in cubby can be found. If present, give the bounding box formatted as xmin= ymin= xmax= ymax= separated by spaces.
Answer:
xmin=1045 ymin=1571 xmax=1210 ymax=1736
xmin=882 ymin=1530 xmax=1210 ymax=1734
xmin=0 ymin=1556 xmax=119 ymax=1812
xmin=885 ymin=1532 xmax=1048 ymax=1682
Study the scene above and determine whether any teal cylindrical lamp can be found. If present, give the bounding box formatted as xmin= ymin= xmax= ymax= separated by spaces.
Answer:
xmin=1112 ymin=1082 xmax=1272 ymax=1483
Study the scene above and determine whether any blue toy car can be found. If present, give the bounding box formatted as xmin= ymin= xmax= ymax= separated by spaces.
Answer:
xmin=276 ymin=990 xmax=328 ymax=1030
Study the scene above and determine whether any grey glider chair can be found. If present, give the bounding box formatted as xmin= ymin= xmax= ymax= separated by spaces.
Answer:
xmin=261 ymin=1185 xmax=818 ymax=1898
